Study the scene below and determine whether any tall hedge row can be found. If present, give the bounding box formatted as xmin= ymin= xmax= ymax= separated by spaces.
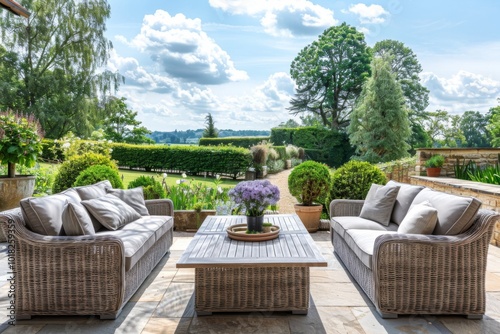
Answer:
xmin=198 ymin=136 xmax=269 ymax=148
xmin=270 ymin=127 xmax=352 ymax=167
xmin=111 ymin=143 xmax=252 ymax=178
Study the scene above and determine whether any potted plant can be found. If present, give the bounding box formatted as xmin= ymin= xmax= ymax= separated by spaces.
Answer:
xmin=288 ymin=160 xmax=331 ymax=232
xmin=425 ymin=154 xmax=445 ymax=177
xmin=229 ymin=180 xmax=280 ymax=232
xmin=0 ymin=111 xmax=43 ymax=211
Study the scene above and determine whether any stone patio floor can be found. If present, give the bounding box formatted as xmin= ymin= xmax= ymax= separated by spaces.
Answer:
xmin=2 ymin=230 xmax=500 ymax=334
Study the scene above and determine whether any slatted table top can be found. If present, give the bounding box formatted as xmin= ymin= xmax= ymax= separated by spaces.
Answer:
xmin=176 ymin=214 xmax=328 ymax=268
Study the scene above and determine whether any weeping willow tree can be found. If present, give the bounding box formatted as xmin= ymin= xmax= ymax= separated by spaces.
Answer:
xmin=0 ymin=0 xmax=122 ymax=138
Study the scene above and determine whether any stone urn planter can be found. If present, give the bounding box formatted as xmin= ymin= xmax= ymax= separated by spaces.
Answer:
xmin=0 ymin=175 xmax=36 ymax=211
xmin=174 ymin=210 xmax=216 ymax=231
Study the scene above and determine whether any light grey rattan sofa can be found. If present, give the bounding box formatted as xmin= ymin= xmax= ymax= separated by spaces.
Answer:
xmin=330 ymin=180 xmax=500 ymax=319
xmin=0 ymin=180 xmax=174 ymax=320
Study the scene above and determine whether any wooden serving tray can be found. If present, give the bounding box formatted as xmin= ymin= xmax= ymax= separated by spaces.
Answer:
xmin=226 ymin=224 xmax=280 ymax=241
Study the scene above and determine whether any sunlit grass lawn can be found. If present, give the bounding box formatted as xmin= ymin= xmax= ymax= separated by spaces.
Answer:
xmin=40 ymin=163 xmax=239 ymax=188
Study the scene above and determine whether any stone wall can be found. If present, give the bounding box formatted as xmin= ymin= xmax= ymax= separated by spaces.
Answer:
xmin=410 ymin=176 xmax=500 ymax=247
xmin=416 ymin=148 xmax=500 ymax=177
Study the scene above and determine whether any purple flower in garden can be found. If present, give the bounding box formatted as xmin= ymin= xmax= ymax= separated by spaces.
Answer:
xmin=228 ymin=180 xmax=280 ymax=216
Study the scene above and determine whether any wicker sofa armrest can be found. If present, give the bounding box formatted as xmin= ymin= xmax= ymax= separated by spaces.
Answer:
xmin=371 ymin=209 xmax=499 ymax=317
xmin=145 ymin=198 xmax=174 ymax=216
xmin=329 ymin=199 xmax=365 ymax=218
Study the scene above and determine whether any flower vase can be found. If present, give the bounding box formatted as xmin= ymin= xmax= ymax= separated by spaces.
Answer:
xmin=246 ymin=215 xmax=264 ymax=232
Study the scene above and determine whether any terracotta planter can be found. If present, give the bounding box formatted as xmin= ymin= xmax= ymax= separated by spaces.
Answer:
xmin=0 ymin=175 xmax=36 ymax=211
xmin=174 ymin=210 xmax=216 ymax=231
xmin=294 ymin=204 xmax=323 ymax=233
xmin=426 ymin=167 xmax=442 ymax=177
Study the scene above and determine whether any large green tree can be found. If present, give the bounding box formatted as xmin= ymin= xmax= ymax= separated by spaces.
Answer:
xmin=289 ymin=23 xmax=372 ymax=130
xmin=101 ymin=97 xmax=153 ymax=144
xmin=0 ymin=0 xmax=120 ymax=138
xmin=487 ymin=100 xmax=500 ymax=147
xmin=372 ymin=40 xmax=429 ymax=117
xmin=460 ymin=111 xmax=490 ymax=147
xmin=348 ymin=57 xmax=410 ymax=163
xmin=421 ymin=110 xmax=465 ymax=147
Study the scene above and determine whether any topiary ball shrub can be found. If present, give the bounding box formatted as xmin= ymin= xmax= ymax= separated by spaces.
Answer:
xmin=288 ymin=160 xmax=331 ymax=206
xmin=52 ymin=153 xmax=117 ymax=193
xmin=330 ymin=160 xmax=387 ymax=200
xmin=73 ymin=165 xmax=123 ymax=189
xmin=128 ymin=175 xmax=166 ymax=199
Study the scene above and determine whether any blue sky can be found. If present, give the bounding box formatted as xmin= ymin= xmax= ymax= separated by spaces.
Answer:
xmin=105 ymin=0 xmax=500 ymax=131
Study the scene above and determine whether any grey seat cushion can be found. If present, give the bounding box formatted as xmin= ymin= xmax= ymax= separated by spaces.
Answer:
xmin=97 ymin=216 xmax=173 ymax=271
xmin=359 ymin=183 xmax=400 ymax=226
xmin=331 ymin=216 xmax=399 ymax=239
xmin=411 ymin=188 xmax=481 ymax=235
xmin=344 ymin=229 xmax=397 ymax=269
xmin=20 ymin=188 xmax=81 ymax=236
xmin=387 ymin=180 xmax=424 ymax=225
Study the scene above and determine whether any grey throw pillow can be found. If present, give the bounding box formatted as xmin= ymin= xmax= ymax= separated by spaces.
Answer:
xmin=411 ymin=188 xmax=481 ymax=235
xmin=20 ymin=189 xmax=81 ymax=236
xmin=81 ymin=194 xmax=141 ymax=230
xmin=106 ymin=187 xmax=149 ymax=216
xmin=75 ymin=180 xmax=112 ymax=200
xmin=398 ymin=201 xmax=438 ymax=234
xmin=387 ymin=180 xmax=425 ymax=225
xmin=62 ymin=202 xmax=96 ymax=236
xmin=359 ymin=183 xmax=400 ymax=226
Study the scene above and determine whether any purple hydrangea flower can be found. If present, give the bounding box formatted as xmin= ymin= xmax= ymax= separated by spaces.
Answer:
xmin=228 ymin=180 xmax=280 ymax=216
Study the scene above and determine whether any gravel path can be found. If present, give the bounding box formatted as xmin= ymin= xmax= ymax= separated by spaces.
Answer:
xmin=266 ymin=169 xmax=298 ymax=214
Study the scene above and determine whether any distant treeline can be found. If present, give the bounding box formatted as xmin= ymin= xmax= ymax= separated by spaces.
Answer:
xmin=149 ymin=129 xmax=271 ymax=144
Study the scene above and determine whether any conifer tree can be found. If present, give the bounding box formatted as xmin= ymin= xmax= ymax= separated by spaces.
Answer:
xmin=348 ymin=57 xmax=410 ymax=163
xmin=203 ymin=113 xmax=219 ymax=138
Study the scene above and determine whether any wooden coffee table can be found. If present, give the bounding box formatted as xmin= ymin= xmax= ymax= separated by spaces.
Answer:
xmin=176 ymin=214 xmax=327 ymax=315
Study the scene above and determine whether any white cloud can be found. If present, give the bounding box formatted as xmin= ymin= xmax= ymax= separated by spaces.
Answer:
xmin=209 ymin=0 xmax=336 ymax=37
xmin=107 ymin=50 xmax=177 ymax=93
xmin=347 ymin=3 xmax=389 ymax=24
xmin=421 ymin=70 xmax=500 ymax=113
xmin=120 ymin=10 xmax=248 ymax=85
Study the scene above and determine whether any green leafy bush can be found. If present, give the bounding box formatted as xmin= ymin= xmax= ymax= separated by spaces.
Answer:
xmin=288 ymin=160 xmax=331 ymax=206
xmin=74 ymin=165 xmax=123 ymax=188
xmin=330 ymin=161 xmax=387 ymax=200
xmin=52 ymin=153 xmax=117 ymax=193
xmin=267 ymin=159 xmax=285 ymax=174
xmin=128 ymin=175 xmax=166 ymax=199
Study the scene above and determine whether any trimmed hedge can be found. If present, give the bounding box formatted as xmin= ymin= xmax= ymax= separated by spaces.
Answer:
xmin=111 ymin=143 xmax=252 ymax=178
xmin=270 ymin=127 xmax=352 ymax=167
xmin=199 ymin=136 xmax=269 ymax=148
